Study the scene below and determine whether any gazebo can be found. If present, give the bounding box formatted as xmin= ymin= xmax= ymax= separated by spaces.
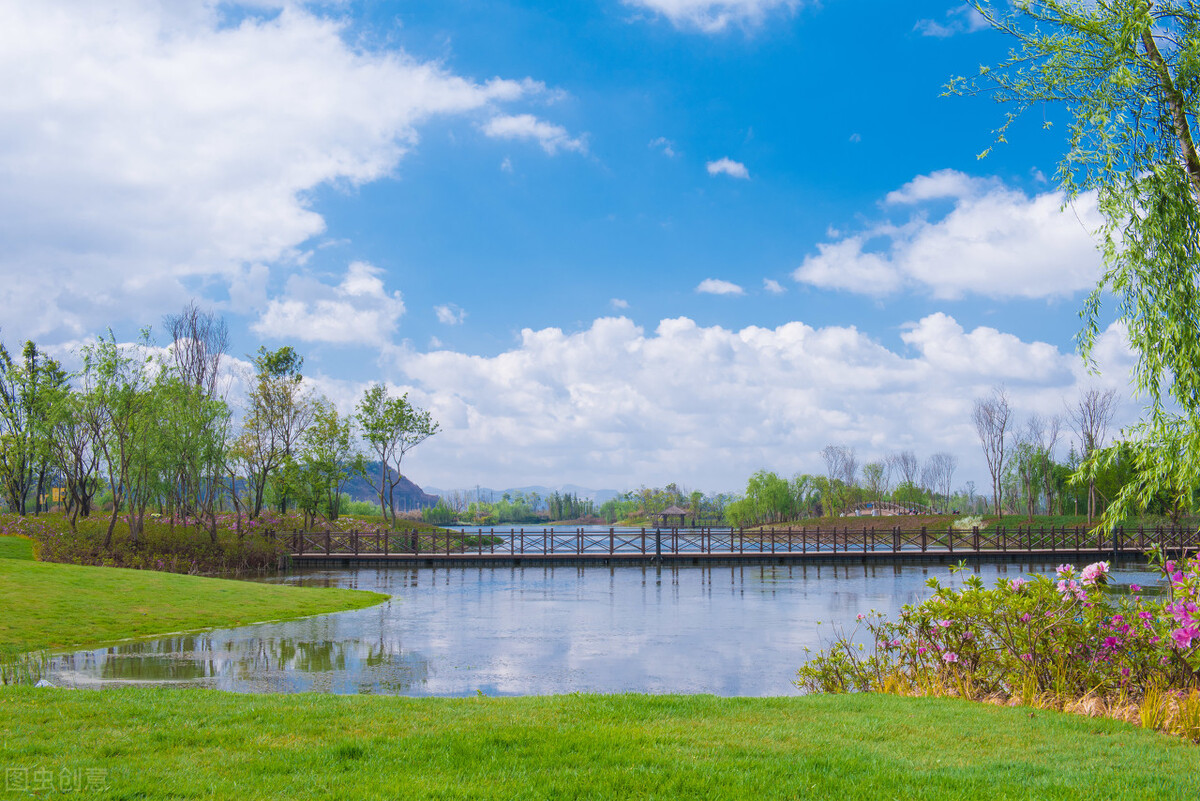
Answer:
xmin=654 ymin=504 xmax=689 ymax=527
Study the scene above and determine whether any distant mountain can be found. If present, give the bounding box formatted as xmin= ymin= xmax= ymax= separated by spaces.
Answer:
xmin=343 ymin=464 xmax=439 ymax=510
xmin=423 ymin=484 xmax=623 ymax=506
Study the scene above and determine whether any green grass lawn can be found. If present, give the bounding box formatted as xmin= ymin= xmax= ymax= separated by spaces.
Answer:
xmin=0 ymin=689 xmax=1194 ymax=800
xmin=0 ymin=557 xmax=387 ymax=652
xmin=0 ymin=535 xmax=32 ymax=560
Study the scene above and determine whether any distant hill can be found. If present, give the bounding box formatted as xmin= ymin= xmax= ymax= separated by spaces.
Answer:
xmin=344 ymin=464 xmax=439 ymax=511
xmin=423 ymin=484 xmax=622 ymax=506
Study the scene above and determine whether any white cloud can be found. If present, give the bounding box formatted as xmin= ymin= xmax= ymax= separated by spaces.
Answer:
xmin=625 ymin=0 xmax=801 ymax=33
xmin=500 ymin=157 xmax=514 ymax=173
xmin=696 ymin=278 xmax=745 ymax=296
xmin=435 ymin=304 xmax=467 ymax=325
xmin=0 ymin=1 xmax=546 ymax=341
xmin=649 ymin=137 xmax=678 ymax=157
xmin=379 ymin=314 xmax=1138 ymax=490
xmin=706 ymin=157 xmax=750 ymax=179
xmin=482 ymin=114 xmax=587 ymax=155
xmin=884 ymin=168 xmax=993 ymax=204
xmin=763 ymin=278 xmax=785 ymax=295
xmin=610 ymin=298 xmax=631 ymax=310
xmin=252 ymin=262 xmax=405 ymax=346
xmin=915 ymin=6 xmax=990 ymax=38
xmin=849 ymin=133 xmax=862 ymax=143
xmin=793 ymin=170 xmax=1103 ymax=299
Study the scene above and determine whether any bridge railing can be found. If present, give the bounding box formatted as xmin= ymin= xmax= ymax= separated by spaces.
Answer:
xmin=286 ymin=524 xmax=1200 ymax=558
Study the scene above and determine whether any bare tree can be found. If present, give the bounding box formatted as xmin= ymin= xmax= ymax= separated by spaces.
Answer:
xmin=973 ymin=386 xmax=1011 ymax=519
xmin=164 ymin=301 xmax=229 ymax=398
xmin=1029 ymin=413 xmax=1063 ymax=516
xmin=1067 ymin=388 xmax=1119 ymax=524
xmin=820 ymin=445 xmax=858 ymax=514
xmin=891 ymin=450 xmax=919 ymax=488
xmin=1012 ymin=419 xmax=1040 ymax=521
xmin=926 ymin=452 xmax=958 ymax=512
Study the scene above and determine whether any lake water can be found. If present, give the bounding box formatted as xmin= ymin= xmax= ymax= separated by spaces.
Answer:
xmin=46 ymin=560 xmax=1159 ymax=696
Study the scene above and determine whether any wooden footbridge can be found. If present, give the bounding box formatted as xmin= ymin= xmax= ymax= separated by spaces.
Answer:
xmin=285 ymin=524 xmax=1199 ymax=567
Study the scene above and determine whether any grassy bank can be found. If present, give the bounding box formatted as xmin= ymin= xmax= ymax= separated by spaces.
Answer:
xmin=0 ymin=557 xmax=388 ymax=652
xmin=0 ymin=511 xmax=457 ymax=575
xmin=0 ymin=690 xmax=1194 ymax=799
xmin=0 ymin=535 xmax=32 ymax=561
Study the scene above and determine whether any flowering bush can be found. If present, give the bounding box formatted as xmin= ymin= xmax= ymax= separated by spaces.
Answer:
xmin=796 ymin=551 xmax=1200 ymax=738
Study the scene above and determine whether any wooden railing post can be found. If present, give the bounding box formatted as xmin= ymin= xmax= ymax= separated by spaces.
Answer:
xmin=921 ymin=526 xmax=926 ymax=552
xmin=325 ymin=531 xmax=331 ymax=556
xmin=609 ymin=527 xmax=615 ymax=555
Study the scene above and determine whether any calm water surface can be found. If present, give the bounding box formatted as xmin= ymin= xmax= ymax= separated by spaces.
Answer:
xmin=47 ymin=560 xmax=1158 ymax=696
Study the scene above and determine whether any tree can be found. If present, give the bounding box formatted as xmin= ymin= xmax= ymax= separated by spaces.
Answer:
xmin=973 ymin=386 xmax=1011 ymax=519
xmin=0 ymin=341 xmax=65 ymax=515
xmin=80 ymin=332 xmax=156 ymax=546
xmin=926 ymin=452 xmax=958 ymax=513
xmin=164 ymin=301 xmax=228 ymax=398
xmin=355 ymin=384 xmax=439 ymax=528
xmin=1067 ymin=388 xmax=1119 ymax=523
xmin=237 ymin=346 xmax=312 ymax=518
xmin=891 ymin=450 xmax=919 ymax=490
xmin=957 ymin=3 xmax=1200 ymax=526
xmin=820 ymin=445 xmax=858 ymax=516
xmin=297 ymin=399 xmax=359 ymax=523
xmin=861 ymin=460 xmax=890 ymax=504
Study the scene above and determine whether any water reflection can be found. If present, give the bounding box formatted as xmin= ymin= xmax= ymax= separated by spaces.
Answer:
xmin=48 ymin=560 xmax=1160 ymax=697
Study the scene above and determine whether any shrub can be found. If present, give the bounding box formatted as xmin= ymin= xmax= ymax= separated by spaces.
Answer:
xmin=796 ymin=550 xmax=1200 ymax=739
xmin=951 ymin=515 xmax=984 ymax=531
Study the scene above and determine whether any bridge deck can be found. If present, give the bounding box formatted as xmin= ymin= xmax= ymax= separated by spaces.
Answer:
xmin=282 ymin=525 xmax=1197 ymax=567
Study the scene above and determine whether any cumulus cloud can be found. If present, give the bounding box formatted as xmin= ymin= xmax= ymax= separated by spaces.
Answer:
xmin=625 ymin=0 xmax=801 ymax=33
xmin=0 ymin=1 xmax=546 ymax=341
xmin=793 ymin=169 xmax=1103 ymax=299
xmin=252 ymin=262 xmax=406 ymax=346
xmin=435 ymin=304 xmax=467 ymax=325
xmin=763 ymin=278 xmax=786 ymax=295
xmin=482 ymin=114 xmax=587 ymax=155
xmin=696 ymin=278 xmax=745 ymax=295
xmin=377 ymin=314 xmax=1138 ymax=490
xmin=706 ymin=157 xmax=750 ymax=179
xmin=915 ymin=6 xmax=989 ymax=37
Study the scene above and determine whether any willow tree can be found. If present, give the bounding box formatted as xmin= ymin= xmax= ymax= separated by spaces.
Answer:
xmin=957 ymin=1 xmax=1200 ymax=525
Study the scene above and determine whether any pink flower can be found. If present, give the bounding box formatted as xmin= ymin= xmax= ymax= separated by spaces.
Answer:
xmin=1079 ymin=561 xmax=1110 ymax=586
xmin=1019 ymin=613 xmax=1031 ymax=623
xmin=1172 ymin=626 xmax=1200 ymax=649
xmin=1130 ymin=584 xmax=1142 ymax=593
xmin=1056 ymin=564 xmax=1074 ymax=577
xmin=942 ymin=652 xmax=959 ymax=663
xmin=937 ymin=620 xmax=951 ymax=628
xmin=1008 ymin=578 xmax=1028 ymax=591
xmin=917 ymin=647 xmax=928 ymax=656
xmin=856 ymin=614 xmax=865 ymax=621
xmin=1020 ymin=653 xmax=1033 ymax=662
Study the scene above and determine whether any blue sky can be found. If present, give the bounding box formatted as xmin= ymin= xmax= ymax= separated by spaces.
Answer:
xmin=0 ymin=1 xmax=1138 ymax=493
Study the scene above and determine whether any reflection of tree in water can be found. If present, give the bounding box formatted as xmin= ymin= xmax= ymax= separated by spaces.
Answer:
xmin=53 ymin=632 xmax=432 ymax=694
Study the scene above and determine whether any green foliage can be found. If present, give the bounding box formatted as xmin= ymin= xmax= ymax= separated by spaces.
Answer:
xmin=956 ymin=3 xmax=1200 ymax=531
xmin=798 ymin=551 xmax=1200 ymax=739
xmin=355 ymin=384 xmax=439 ymax=529
xmin=421 ymin=499 xmax=457 ymax=525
